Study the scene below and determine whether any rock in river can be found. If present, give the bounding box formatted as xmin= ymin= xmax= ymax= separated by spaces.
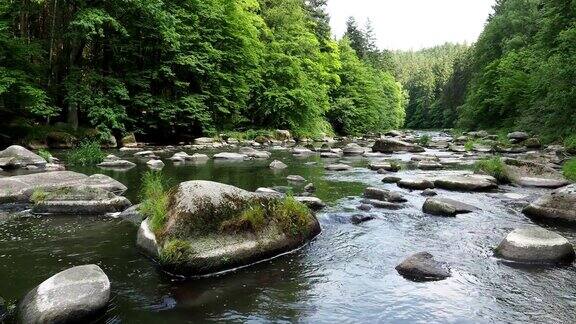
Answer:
xmin=495 ymin=227 xmax=575 ymax=264
xmin=434 ymin=174 xmax=497 ymax=192
xmin=213 ymin=152 xmax=247 ymax=160
xmin=269 ymin=160 xmax=288 ymax=169
xmin=287 ymin=175 xmax=306 ymax=182
xmin=136 ymin=180 xmax=321 ymax=276
xmin=422 ymin=197 xmax=477 ymax=217
xmin=0 ymin=145 xmax=46 ymax=169
xmin=342 ymin=143 xmax=365 ymax=156
xmin=97 ymin=159 xmax=136 ymax=170
xmin=325 ymin=163 xmax=352 ymax=171
xmin=523 ymin=184 xmax=576 ymax=223
xmin=397 ymin=179 xmax=434 ymax=190
xmin=31 ymin=186 xmax=131 ymax=215
xmin=372 ymin=138 xmax=425 ymax=153
xmin=19 ymin=264 xmax=111 ymax=324
xmin=364 ymin=187 xmax=407 ymax=203
xmin=0 ymin=171 xmax=126 ymax=204
xmin=396 ymin=252 xmax=451 ymax=281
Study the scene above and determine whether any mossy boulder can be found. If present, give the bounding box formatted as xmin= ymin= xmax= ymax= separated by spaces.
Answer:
xmin=137 ymin=180 xmax=321 ymax=276
xmin=31 ymin=186 xmax=131 ymax=215
xmin=503 ymin=158 xmax=569 ymax=188
xmin=46 ymin=131 xmax=76 ymax=148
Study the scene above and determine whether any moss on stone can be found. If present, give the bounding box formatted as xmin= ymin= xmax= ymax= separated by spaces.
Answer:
xmin=160 ymin=239 xmax=195 ymax=266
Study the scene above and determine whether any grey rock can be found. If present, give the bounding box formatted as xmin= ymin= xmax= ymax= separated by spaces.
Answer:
xmin=295 ymin=196 xmax=326 ymax=211
xmin=213 ymin=152 xmax=247 ymax=160
xmin=0 ymin=145 xmax=46 ymax=169
xmin=396 ymin=252 xmax=451 ymax=281
xmin=304 ymin=183 xmax=316 ymax=193
xmin=357 ymin=204 xmax=372 ymax=211
xmin=97 ymin=160 xmax=136 ymax=169
xmin=363 ymin=187 xmax=406 ymax=203
xmin=416 ymin=161 xmax=443 ymax=170
xmin=361 ymin=199 xmax=404 ymax=210
xmin=372 ymin=138 xmax=425 ymax=153
xmin=0 ymin=171 xmax=126 ymax=203
xmin=523 ymin=184 xmax=576 ymax=223
xmin=423 ymin=197 xmax=478 ymax=217
xmin=351 ymin=214 xmax=375 ymax=224
xmin=194 ymin=137 xmax=214 ymax=145
xmin=287 ymin=175 xmax=306 ymax=182
xmin=434 ymin=174 xmax=498 ymax=192
xmin=507 ymin=131 xmax=529 ymax=141
xmin=269 ymin=160 xmax=288 ymax=169
xmin=342 ymin=143 xmax=365 ymax=156
xmin=421 ymin=189 xmax=438 ymax=197
xmin=31 ymin=186 xmax=131 ymax=215
xmin=382 ymin=176 xmax=402 ymax=183
xmin=397 ymin=179 xmax=435 ymax=190
xmin=495 ymin=227 xmax=575 ymax=264
xmin=19 ymin=265 xmax=110 ymax=324
xmin=324 ymin=164 xmax=352 ymax=171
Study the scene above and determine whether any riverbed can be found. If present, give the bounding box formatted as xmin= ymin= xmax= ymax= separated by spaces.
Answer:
xmin=1 ymin=142 xmax=575 ymax=323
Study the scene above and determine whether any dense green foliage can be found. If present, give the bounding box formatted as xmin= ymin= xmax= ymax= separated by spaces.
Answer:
xmin=0 ymin=0 xmax=406 ymax=142
xmin=393 ymin=43 xmax=470 ymax=129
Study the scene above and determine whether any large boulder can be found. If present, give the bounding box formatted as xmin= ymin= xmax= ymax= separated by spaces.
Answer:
xmin=0 ymin=171 xmax=126 ymax=203
xmin=395 ymin=252 xmax=451 ymax=281
xmin=507 ymin=131 xmax=529 ymax=142
xmin=0 ymin=145 xmax=46 ymax=169
xmin=275 ymin=130 xmax=291 ymax=141
xmin=269 ymin=160 xmax=288 ymax=170
xmin=136 ymin=181 xmax=321 ymax=276
xmin=372 ymin=138 xmax=425 ymax=153
xmin=503 ymin=158 xmax=569 ymax=189
xmin=495 ymin=227 xmax=575 ymax=264
xmin=423 ymin=197 xmax=478 ymax=217
xmin=523 ymin=184 xmax=576 ymax=223
xmin=31 ymin=186 xmax=131 ymax=215
xmin=363 ymin=187 xmax=406 ymax=203
xmin=434 ymin=174 xmax=498 ymax=192
xmin=19 ymin=265 xmax=111 ymax=324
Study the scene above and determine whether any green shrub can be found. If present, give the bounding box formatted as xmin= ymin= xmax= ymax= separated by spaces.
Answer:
xmin=389 ymin=161 xmax=402 ymax=172
xmin=464 ymin=140 xmax=475 ymax=151
xmin=66 ymin=140 xmax=105 ymax=166
xmin=417 ymin=134 xmax=431 ymax=147
xmin=37 ymin=149 xmax=52 ymax=162
xmin=140 ymin=171 xmax=170 ymax=232
xmin=565 ymin=135 xmax=576 ymax=154
xmin=563 ymin=159 xmax=576 ymax=181
xmin=475 ymin=156 xmax=510 ymax=183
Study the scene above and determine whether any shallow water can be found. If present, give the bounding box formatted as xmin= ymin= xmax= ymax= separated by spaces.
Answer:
xmin=1 ymin=145 xmax=576 ymax=323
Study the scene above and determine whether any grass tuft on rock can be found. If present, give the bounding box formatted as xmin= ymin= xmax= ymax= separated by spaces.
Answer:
xmin=475 ymin=156 xmax=510 ymax=183
xmin=273 ymin=196 xmax=314 ymax=237
xmin=563 ymin=159 xmax=576 ymax=182
xmin=67 ymin=140 xmax=105 ymax=166
xmin=417 ymin=134 xmax=431 ymax=147
xmin=160 ymin=239 xmax=194 ymax=266
xmin=140 ymin=171 xmax=171 ymax=232
xmin=37 ymin=149 xmax=52 ymax=162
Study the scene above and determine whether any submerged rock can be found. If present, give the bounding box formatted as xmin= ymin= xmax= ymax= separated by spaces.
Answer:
xmin=0 ymin=171 xmax=126 ymax=204
xmin=523 ymin=184 xmax=576 ymax=223
xmin=287 ymin=175 xmax=306 ymax=182
xmin=97 ymin=160 xmax=136 ymax=170
xmin=434 ymin=174 xmax=498 ymax=192
xmin=361 ymin=199 xmax=404 ymax=210
xmin=495 ymin=227 xmax=575 ymax=264
xmin=396 ymin=252 xmax=451 ymax=281
xmin=31 ymin=186 xmax=131 ymax=215
xmin=368 ymin=162 xmax=400 ymax=172
xmin=381 ymin=176 xmax=402 ymax=183
xmin=0 ymin=145 xmax=46 ymax=169
xmin=324 ymin=164 xmax=352 ymax=171
xmin=136 ymin=181 xmax=321 ymax=276
xmin=351 ymin=214 xmax=375 ymax=224
xmin=269 ymin=160 xmax=288 ymax=169
xmin=213 ymin=152 xmax=247 ymax=160
xmin=372 ymin=138 xmax=425 ymax=153
xmin=422 ymin=197 xmax=477 ymax=217
xmin=19 ymin=264 xmax=111 ymax=324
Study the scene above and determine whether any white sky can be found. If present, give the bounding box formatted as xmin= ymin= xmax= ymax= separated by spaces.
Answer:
xmin=327 ymin=0 xmax=496 ymax=51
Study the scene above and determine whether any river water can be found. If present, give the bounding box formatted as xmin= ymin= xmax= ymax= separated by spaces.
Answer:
xmin=1 ymin=144 xmax=575 ymax=323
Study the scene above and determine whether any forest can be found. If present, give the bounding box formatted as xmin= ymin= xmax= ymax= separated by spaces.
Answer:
xmin=0 ymin=0 xmax=404 ymax=144
xmin=1 ymin=0 xmax=575 ymax=145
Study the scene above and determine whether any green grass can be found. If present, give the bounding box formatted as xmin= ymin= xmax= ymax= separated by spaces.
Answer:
xmin=564 ymin=135 xmax=576 ymax=153
xmin=563 ymin=159 xmax=576 ymax=181
xmin=66 ymin=140 xmax=105 ymax=166
xmin=140 ymin=171 xmax=171 ymax=232
xmin=475 ymin=156 xmax=510 ymax=183
xmin=464 ymin=140 xmax=475 ymax=151
xmin=273 ymin=196 xmax=314 ymax=237
xmin=30 ymin=188 xmax=49 ymax=203
xmin=36 ymin=149 xmax=52 ymax=162
xmin=159 ymin=239 xmax=194 ymax=265
xmin=417 ymin=134 xmax=431 ymax=147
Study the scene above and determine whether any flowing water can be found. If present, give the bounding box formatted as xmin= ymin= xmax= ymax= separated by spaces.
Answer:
xmin=1 ymin=144 xmax=576 ymax=323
